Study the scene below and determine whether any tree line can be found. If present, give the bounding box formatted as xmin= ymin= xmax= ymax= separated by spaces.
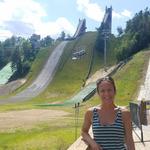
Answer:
xmin=0 ymin=34 xmax=56 ymax=81
xmin=96 ymin=7 xmax=150 ymax=62
xmin=0 ymin=30 xmax=71 ymax=82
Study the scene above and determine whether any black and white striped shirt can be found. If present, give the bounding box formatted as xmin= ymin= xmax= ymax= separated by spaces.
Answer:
xmin=92 ymin=108 xmax=126 ymax=150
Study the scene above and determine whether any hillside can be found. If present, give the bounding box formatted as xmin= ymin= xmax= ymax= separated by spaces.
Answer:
xmin=0 ymin=50 xmax=149 ymax=150
xmin=86 ymin=50 xmax=150 ymax=107
xmin=0 ymin=30 xmax=148 ymax=106
xmin=30 ymin=32 xmax=119 ymax=104
xmin=0 ymin=31 xmax=136 ymax=104
xmin=0 ymin=31 xmax=150 ymax=150
xmin=8 ymin=43 xmax=60 ymax=95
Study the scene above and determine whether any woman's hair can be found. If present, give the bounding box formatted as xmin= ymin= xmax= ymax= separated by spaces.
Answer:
xmin=96 ymin=76 xmax=116 ymax=94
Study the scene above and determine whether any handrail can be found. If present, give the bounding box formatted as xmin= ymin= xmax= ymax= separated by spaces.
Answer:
xmin=129 ymin=101 xmax=148 ymax=142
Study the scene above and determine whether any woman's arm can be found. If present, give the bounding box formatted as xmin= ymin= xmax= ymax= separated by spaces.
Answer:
xmin=122 ymin=109 xmax=135 ymax=150
xmin=81 ymin=109 xmax=102 ymax=150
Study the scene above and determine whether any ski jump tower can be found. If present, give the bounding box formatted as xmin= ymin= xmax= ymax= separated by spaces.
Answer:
xmin=100 ymin=6 xmax=112 ymax=71
xmin=100 ymin=6 xmax=112 ymax=34
xmin=72 ymin=18 xmax=87 ymax=38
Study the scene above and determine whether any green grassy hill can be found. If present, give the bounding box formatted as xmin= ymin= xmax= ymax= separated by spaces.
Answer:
xmin=30 ymin=32 xmax=119 ymax=104
xmin=1 ymin=31 xmax=149 ymax=108
xmin=10 ymin=42 xmax=60 ymax=95
xmin=87 ymin=50 xmax=150 ymax=107
xmin=0 ymin=50 xmax=149 ymax=150
xmin=2 ymin=31 xmax=130 ymax=104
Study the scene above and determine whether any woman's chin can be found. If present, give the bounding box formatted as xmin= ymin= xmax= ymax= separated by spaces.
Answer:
xmin=103 ymin=99 xmax=114 ymax=104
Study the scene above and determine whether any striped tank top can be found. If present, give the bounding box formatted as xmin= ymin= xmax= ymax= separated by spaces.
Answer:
xmin=92 ymin=108 xmax=126 ymax=150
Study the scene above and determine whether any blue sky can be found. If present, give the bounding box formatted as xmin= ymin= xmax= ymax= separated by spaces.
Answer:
xmin=0 ymin=0 xmax=149 ymax=41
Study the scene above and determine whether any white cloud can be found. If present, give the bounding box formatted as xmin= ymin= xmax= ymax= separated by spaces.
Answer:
xmin=112 ymin=11 xmax=122 ymax=19
xmin=76 ymin=0 xmax=132 ymax=22
xmin=121 ymin=9 xmax=132 ymax=18
xmin=0 ymin=0 xmax=75 ymax=40
xmin=0 ymin=0 xmax=133 ymax=40
xmin=3 ymin=20 xmax=35 ymax=37
xmin=112 ymin=10 xmax=132 ymax=19
xmin=77 ymin=0 xmax=104 ymax=22
xmin=0 ymin=0 xmax=46 ymax=23
xmin=35 ymin=17 xmax=75 ymax=38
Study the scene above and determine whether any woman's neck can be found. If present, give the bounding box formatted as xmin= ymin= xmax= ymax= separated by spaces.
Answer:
xmin=101 ymin=103 xmax=117 ymax=110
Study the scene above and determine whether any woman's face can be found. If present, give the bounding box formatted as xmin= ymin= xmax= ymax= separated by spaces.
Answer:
xmin=98 ymin=81 xmax=115 ymax=104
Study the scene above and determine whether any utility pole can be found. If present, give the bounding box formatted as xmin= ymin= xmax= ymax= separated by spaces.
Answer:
xmin=101 ymin=6 xmax=112 ymax=71
xmin=103 ymin=31 xmax=109 ymax=72
xmin=104 ymin=33 xmax=107 ymax=71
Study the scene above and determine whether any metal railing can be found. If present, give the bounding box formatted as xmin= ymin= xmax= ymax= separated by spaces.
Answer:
xmin=129 ymin=101 xmax=149 ymax=142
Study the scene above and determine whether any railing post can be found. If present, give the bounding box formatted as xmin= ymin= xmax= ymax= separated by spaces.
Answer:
xmin=129 ymin=102 xmax=144 ymax=142
xmin=74 ymin=103 xmax=80 ymax=140
xmin=140 ymin=101 xmax=147 ymax=125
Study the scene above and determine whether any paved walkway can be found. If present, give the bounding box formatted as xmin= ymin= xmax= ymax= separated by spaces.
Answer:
xmin=138 ymin=58 xmax=150 ymax=101
xmin=133 ymin=126 xmax=150 ymax=150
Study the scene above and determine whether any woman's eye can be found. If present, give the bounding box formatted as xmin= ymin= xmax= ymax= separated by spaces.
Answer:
xmin=100 ymin=89 xmax=113 ymax=93
xmin=99 ymin=90 xmax=104 ymax=93
xmin=108 ymin=89 xmax=112 ymax=92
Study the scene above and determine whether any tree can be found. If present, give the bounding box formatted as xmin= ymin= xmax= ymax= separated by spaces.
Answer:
xmin=60 ymin=31 xmax=65 ymax=40
xmin=66 ymin=34 xmax=71 ymax=39
xmin=11 ymin=46 xmax=22 ymax=74
xmin=0 ymin=42 xmax=5 ymax=68
xmin=116 ymin=8 xmax=150 ymax=61
xmin=117 ymin=27 xmax=123 ymax=37
xmin=57 ymin=31 xmax=66 ymax=41
xmin=3 ymin=38 xmax=14 ymax=58
xmin=29 ymin=34 xmax=41 ymax=58
xmin=22 ymin=40 xmax=32 ymax=61
xmin=40 ymin=36 xmax=54 ymax=47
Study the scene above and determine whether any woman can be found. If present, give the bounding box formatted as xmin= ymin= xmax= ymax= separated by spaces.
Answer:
xmin=81 ymin=76 xmax=135 ymax=150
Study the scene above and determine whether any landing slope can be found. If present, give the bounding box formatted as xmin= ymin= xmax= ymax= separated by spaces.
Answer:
xmin=0 ymin=41 xmax=68 ymax=104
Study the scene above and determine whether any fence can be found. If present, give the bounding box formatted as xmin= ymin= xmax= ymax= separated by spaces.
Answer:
xmin=129 ymin=101 xmax=149 ymax=142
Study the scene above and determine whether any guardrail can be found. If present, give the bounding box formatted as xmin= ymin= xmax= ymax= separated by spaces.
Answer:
xmin=146 ymin=100 xmax=150 ymax=106
xmin=129 ymin=101 xmax=149 ymax=142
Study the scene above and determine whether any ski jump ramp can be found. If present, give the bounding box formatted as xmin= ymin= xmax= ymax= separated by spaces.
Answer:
xmin=0 ymin=18 xmax=87 ymax=104
xmin=0 ymin=41 xmax=68 ymax=104
xmin=73 ymin=19 xmax=86 ymax=38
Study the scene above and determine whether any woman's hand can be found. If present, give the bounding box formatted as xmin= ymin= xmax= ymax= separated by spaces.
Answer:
xmin=90 ymin=141 xmax=103 ymax=150
xmin=82 ymin=109 xmax=103 ymax=150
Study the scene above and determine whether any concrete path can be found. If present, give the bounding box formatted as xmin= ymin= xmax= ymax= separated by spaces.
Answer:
xmin=138 ymin=59 xmax=150 ymax=101
xmin=0 ymin=41 xmax=68 ymax=104
xmin=133 ymin=125 xmax=150 ymax=150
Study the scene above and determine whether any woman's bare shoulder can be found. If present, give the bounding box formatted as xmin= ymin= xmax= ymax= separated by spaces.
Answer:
xmin=85 ymin=106 xmax=100 ymax=115
xmin=119 ymin=106 xmax=131 ymax=119
xmin=119 ymin=106 xmax=130 ymax=112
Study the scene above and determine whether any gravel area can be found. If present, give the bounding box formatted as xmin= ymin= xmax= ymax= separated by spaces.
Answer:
xmin=0 ymin=109 xmax=70 ymax=131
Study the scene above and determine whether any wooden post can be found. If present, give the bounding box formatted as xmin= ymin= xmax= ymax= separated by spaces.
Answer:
xmin=140 ymin=101 xmax=147 ymax=125
xmin=74 ymin=103 xmax=80 ymax=140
